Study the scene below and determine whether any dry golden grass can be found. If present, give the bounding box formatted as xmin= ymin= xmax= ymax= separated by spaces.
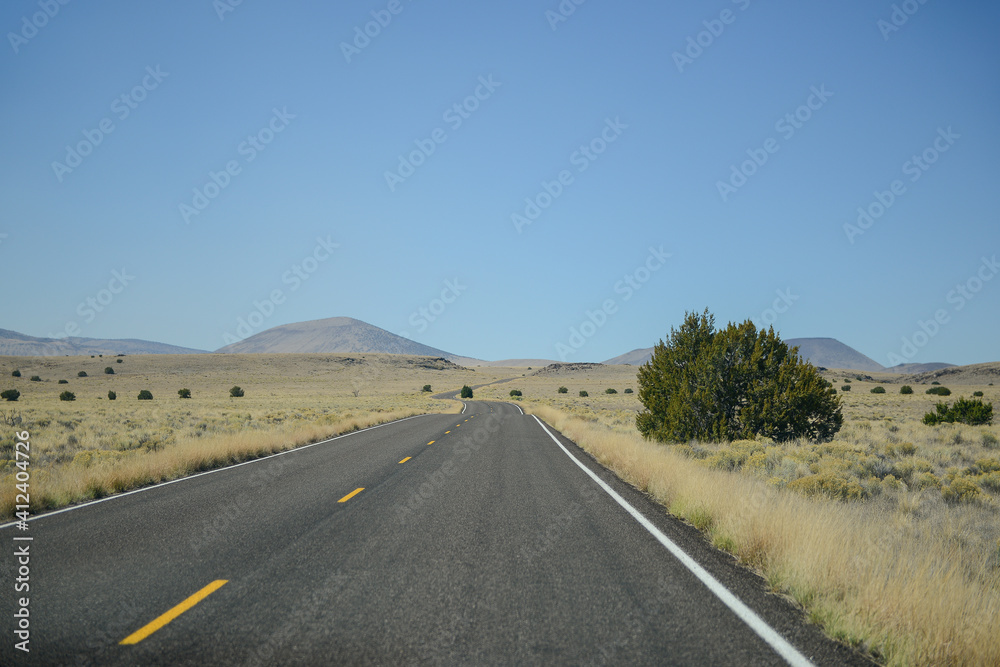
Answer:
xmin=475 ymin=363 xmax=1000 ymax=665
xmin=0 ymin=353 xmax=504 ymax=518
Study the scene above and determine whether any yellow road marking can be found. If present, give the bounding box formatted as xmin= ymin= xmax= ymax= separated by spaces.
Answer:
xmin=427 ymin=440 xmax=435 ymax=445
xmin=338 ymin=487 xmax=364 ymax=503
xmin=445 ymin=431 xmax=450 ymax=434
xmin=399 ymin=457 xmax=411 ymax=464
xmin=120 ymin=580 xmax=228 ymax=645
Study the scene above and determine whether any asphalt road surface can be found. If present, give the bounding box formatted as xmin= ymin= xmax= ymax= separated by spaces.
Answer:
xmin=1 ymin=401 xmax=872 ymax=665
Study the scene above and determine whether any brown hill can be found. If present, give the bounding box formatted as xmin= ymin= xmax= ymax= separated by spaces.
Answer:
xmin=0 ymin=328 xmax=207 ymax=356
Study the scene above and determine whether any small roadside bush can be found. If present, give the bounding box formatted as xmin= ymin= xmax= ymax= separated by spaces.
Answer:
xmin=557 ymin=386 xmax=568 ymax=394
xmin=422 ymin=385 xmax=432 ymax=392
xmin=606 ymin=388 xmax=618 ymax=394
xmin=841 ymin=385 xmax=851 ymax=392
xmin=29 ymin=376 xmax=41 ymax=382
xmin=923 ymin=398 xmax=993 ymax=426
xmin=509 ymin=389 xmax=522 ymax=397
xmin=11 ymin=370 xmax=20 ymax=377
xmin=932 ymin=381 xmax=940 ymax=385
xmin=900 ymin=385 xmax=913 ymax=394
xmin=108 ymin=391 xmax=116 ymax=401
xmin=116 ymin=359 xmax=123 ymax=364
xmin=1 ymin=389 xmax=20 ymax=402
xmin=104 ymin=367 xmax=114 ymax=375
xmin=58 ymin=379 xmax=68 ymax=384
xmin=973 ymin=391 xmax=984 ymax=397
xmin=870 ymin=386 xmax=886 ymax=394
xmin=59 ymin=391 xmax=76 ymax=401
xmin=624 ymin=388 xmax=633 ymax=394
xmin=178 ymin=388 xmax=192 ymax=399
xmin=828 ymin=388 xmax=837 ymax=395
xmin=579 ymin=390 xmax=589 ymax=397
xmin=137 ymin=390 xmax=153 ymax=401
xmin=926 ymin=386 xmax=952 ymax=396
xmin=230 ymin=386 xmax=245 ymax=398
xmin=459 ymin=385 xmax=473 ymax=399
xmin=77 ymin=371 xmax=88 ymax=377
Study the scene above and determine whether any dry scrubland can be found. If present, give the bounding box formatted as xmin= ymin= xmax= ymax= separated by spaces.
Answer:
xmin=0 ymin=353 xmax=497 ymax=518
xmin=478 ymin=364 xmax=1000 ymax=666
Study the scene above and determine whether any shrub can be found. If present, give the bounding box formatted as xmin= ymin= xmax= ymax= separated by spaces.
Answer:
xmin=77 ymin=371 xmax=88 ymax=377
xmin=942 ymin=477 xmax=981 ymax=504
xmin=828 ymin=388 xmax=837 ymax=395
xmin=509 ymin=389 xmax=522 ymax=397
xmin=579 ymin=390 xmax=589 ymax=397
xmin=422 ymin=385 xmax=432 ymax=392
xmin=926 ymin=386 xmax=952 ymax=396
xmin=870 ymin=386 xmax=886 ymax=394
xmin=973 ymin=391 xmax=984 ymax=397
xmin=932 ymin=381 xmax=940 ymax=385
xmin=1 ymin=389 xmax=20 ymax=402
xmin=178 ymin=388 xmax=192 ymax=399
xmin=108 ymin=391 xmax=116 ymax=401
xmin=116 ymin=359 xmax=123 ymax=363
xmin=841 ymin=385 xmax=851 ymax=392
xmin=923 ymin=398 xmax=993 ymax=426
xmin=605 ymin=388 xmax=618 ymax=394
xmin=29 ymin=376 xmax=41 ymax=382
xmin=983 ymin=432 xmax=1000 ymax=449
xmin=459 ymin=385 xmax=473 ymax=399
xmin=58 ymin=379 xmax=68 ymax=384
xmin=104 ymin=367 xmax=115 ymax=375
xmin=843 ymin=379 xmax=851 ymax=383
xmin=137 ymin=390 xmax=153 ymax=401
xmin=59 ymin=391 xmax=76 ymax=401
xmin=230 ymin=386 xmax=245 ymax=398
xmin=624 ymin=388 xmax=633 ymax=394
xmin=636 ymin=310 xmax=842 ymax=443
xmin=11 ymin=370 xmax=20 ymax=377
xmin=557 ymin=386 xmax=568 ymax=394
xmin=900 ymin=385 xmax=913 ymax=394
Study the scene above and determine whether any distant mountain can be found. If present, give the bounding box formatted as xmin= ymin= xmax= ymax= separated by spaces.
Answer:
xmin=215 ymin=317 xmax=462 ymax=359
xmin=885 ymin=362 xmax=955 ymax=374
xmin=784 ymin=338 xmax=884 ymax=372
xmin=603 ymin=348 xmax=654 ymax=366
xmin=0 ymin=328 xmax=207 ymax=356
xmin=605 ymin=337 xmax=887 ymax=372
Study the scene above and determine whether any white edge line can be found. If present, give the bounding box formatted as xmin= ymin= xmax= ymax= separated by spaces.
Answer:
xmin=0 ymin=413 xmax=429 ymax=530
xmin=461 ymin=402 xmax=467 ymax=414
xmin=514 ymin=403 xmax=524 ymax=415
xmin=531 ymin=415 xmax=815 ymax=667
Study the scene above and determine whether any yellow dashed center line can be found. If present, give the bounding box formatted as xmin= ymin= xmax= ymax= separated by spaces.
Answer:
xmin=338 ymin=487 xmax=364 ymax=503
xmin=427 ymin=440 xmax=435 ymax=445
xmin=445 ymin=431 xmax=450 ymax=434
xmin=399 ymin=457 xmax=411 ymax=464
xmin=120 ymin=580 xmax=228 ymax=645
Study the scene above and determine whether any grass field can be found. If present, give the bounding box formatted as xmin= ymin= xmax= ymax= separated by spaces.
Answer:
xmin=0 ymin=353 xmax=501 ymax=517
xmin=475 ymin=363 xmax=1000 ymax=666
xmin=3 ymin=353 xmax=998 ymax=663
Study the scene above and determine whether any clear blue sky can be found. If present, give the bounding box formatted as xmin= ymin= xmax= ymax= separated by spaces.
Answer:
xmin=2 ymin=0 xmax=998 ymax=365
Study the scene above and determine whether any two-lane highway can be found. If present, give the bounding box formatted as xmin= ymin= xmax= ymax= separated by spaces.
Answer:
xmin=2 ymin=401 xmax=871 ymax=665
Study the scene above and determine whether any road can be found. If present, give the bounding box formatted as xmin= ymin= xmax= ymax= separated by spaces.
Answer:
xmin=1 ymin=401 xmax=871 ymax=665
